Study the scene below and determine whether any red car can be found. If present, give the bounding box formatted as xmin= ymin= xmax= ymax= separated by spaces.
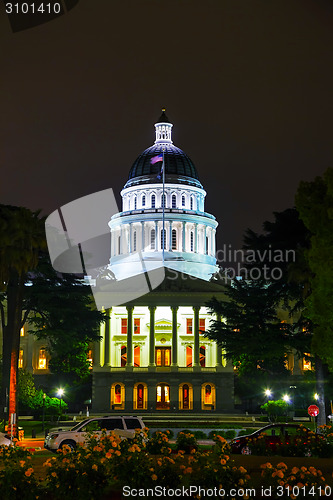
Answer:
xmin=230 ymin=423 xmax=318 ymax=455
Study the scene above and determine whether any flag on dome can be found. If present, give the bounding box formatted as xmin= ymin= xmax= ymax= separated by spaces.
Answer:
xmin=150 ymin=154 xmax=163 ymax=165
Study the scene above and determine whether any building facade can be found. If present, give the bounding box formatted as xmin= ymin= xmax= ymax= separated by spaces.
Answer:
xmin=92 ymin=111 xmax=234 ymax=413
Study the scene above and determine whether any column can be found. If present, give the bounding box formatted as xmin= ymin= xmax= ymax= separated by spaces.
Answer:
xmin=149 ymin=306 xmax=156 ymax=366
xmin=129 ymin=224 xmax=132 ymax=253
xmin=182 ymin=222 xmax=186 ymax=252
xmin=215 ymin=313 xmax=223 ymax=367
xmin=155 ymin=221 xmax=158 ymax=251
xmin=212 ymin=229 xmax=216 ymax=255
xmin=141 ymin=221 xmax=145 ymax=250
xmin=194 ymin=223 xmax=198 ymax=253
xmin=104 ymin=308 xmax=111 ymax=366
xmin=169 ymin=221 xmax=172 ymax=250
xmin=193 ymin=306 xmax=200 ymax=367
xmin=126 ymin=306 xmax=134 ymax=366
xmin=204 ymin=226 xmax=207 ymax=255
xmin=171 ymin=306 xmax=179 ymax=366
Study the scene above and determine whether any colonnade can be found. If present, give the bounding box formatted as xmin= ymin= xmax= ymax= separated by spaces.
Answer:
xmin=99 ymin=306 xmax=223 ymax=369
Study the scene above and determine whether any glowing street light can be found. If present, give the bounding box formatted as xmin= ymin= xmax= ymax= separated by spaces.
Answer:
xmin=57 ymin=388 xmax=64 ymax=415
xmin=264 ymin=389 xmax=272 ymax=398
xmin=314 ymin=393 xmax=319 ymax=400
xmin=282 ymin=394 xmax=290 ymax=403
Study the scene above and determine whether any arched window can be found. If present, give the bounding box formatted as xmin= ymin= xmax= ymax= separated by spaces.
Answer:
xmin=151 ymin=229 xmax=156 ymax=250
xmin=172 ymin=194 xmax=177 ymax=208
xmin=161 ymin=229 xmax=166 ymax=250
xmin=111 ymin=382 xmax=125 ymax=409
xmin=182 ymin=195 xmax=185 ymax=207
xmin=137 ymin=384 xmax=144 ymax=408
xmin=190 ymin=197 xmax=193 ymax=210
xmin=142 ymin=194 xmax=146 ymax=207
xmin=172 ymin=229 xmax=177 ymax=250
xmin=121 ymin=345 xmax=127 ymax=367
xmin=134 ymin=196 xmax=137 ymax=210
xmin=161 ymin=194 xmax=166 ymax=208
xmin=190 ymin=231 xmax=194 ymax=252
xmin=200 ymin=346 xmax=206 ymax=367
xmin=183 ymin=384 xmax=190 ymax=409
xmin=118 ymin=236 xmax=121 ymax=255
xmin=38 ymin=348 xmax=47 ymax=369
xmin=134 ymin=383 xmax=148 ymax=410
xmin=115 ymin=384 xmax=122 ymax=404
xmin=151 ymin=194 xmax=156 ymax=208
xmin=201 ymin=383 xmax=216 ymax=409
xmin=133 ymin=230 xmax=137 ymax=252
xmin=186 ymin=346 xmax=193 ymax=367
xmin=134 ymin=346 xmax=140 ymax=367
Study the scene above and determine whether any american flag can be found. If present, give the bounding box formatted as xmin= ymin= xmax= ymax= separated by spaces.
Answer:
xmin=150 ymin=154 xmax=163 ymax=165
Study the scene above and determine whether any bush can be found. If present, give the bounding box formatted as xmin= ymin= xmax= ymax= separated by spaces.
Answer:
xmin=176 ymin=432 xmax=198 ymax=453
xmin=193 ymin=430 xmax=207 ymax=439
xmin=238 ymin=428 xmax=255 ymax=436
xmin=147 ymin=431 xmax=172 ymax=455
xmin=260 ymin=400 xmax=288 ymax=422
xmin=208 ymin=429 xmax=236 ymax=439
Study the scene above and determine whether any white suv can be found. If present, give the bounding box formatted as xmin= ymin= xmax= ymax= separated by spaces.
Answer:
xmin=44 ymin=416 xmax=145 ymax=452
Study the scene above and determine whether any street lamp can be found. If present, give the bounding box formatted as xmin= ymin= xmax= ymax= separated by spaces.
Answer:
xmin=283 ymin=394 xmax=290 ymax=422
xmin=314 ymin=393 xmax=319 ymax=401
xmin=42 ymin=393 xmax=46 ymax=432
xmin=57 ymin=388 xmax=64 ymax=417
xmin=264 ymin=389 xmax=272 ymax=399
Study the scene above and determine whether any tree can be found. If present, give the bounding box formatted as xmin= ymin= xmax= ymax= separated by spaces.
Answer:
xmin=26 ymin=254 xmax=105 ymax=384
xmin=296 ymin=168 xmax=333 ymax=425
xmin=0 ymin=205 xmax=46 ymax=432
xmin=205 ymin=279 xmax=306 ymax=376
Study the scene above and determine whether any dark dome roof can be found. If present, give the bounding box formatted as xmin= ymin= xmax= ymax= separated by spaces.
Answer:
xmin=125 ymin=144 xmax=201 ymax=187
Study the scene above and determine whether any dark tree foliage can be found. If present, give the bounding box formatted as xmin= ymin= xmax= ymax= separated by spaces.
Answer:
xmin=205 ymin=279 xmax=309 ymax=377
xmin=26 ymin=254 xmax=105 ymax=383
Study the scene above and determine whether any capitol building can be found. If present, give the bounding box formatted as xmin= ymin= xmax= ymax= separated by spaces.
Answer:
xmin=92 ymin=111 xmax=234 ymax=413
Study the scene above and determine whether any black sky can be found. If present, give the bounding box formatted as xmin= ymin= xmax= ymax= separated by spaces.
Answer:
xmin=1 ymin=0 xmax=332 ymax=252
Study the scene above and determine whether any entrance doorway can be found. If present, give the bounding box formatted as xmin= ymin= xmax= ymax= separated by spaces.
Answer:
xmin=155 ymin=347 xmax=171 ymax=366
xmin=156 ymin=383 xmax=170 ymax=409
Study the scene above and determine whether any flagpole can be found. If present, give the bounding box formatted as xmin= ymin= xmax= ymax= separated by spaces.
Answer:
xmin=162 ymin=149 xmax=165 ymax=264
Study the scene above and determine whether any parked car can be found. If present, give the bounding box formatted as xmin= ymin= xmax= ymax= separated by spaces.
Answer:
xmin=0 ymin=432 xmax=12 ymax=447
xmin=230 ymin=423 xmax=319 ymax=455
xmin=44 ymin=415 xmax=145 ymax=452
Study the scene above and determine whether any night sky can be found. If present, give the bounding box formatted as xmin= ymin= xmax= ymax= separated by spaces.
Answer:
xmin=1 ymin=0 xmax=332 ymax=253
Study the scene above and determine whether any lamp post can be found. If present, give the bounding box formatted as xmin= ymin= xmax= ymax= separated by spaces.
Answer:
xmin=42 ymin=393 xmax=46 ymax=432
xmin=57 ymin=389 xmax=64 ymax=418
xmin=283 ymin=394 xmax=290 ymax=422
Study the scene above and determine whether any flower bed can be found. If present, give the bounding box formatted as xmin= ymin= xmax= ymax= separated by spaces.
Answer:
xmin=0 ymin=430 xmax=332 ymax=500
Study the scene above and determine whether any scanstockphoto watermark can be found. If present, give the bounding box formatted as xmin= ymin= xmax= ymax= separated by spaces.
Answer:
xmin=122 ymin=485 xmax=256 ymax=497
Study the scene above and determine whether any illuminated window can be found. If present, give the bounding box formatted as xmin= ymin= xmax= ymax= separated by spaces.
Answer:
xmin=156 ymin=384 xmax=170 ymax=409
xmin=190 ymin=231 xmax=194 ymax=252
xmin=115 ymin=384 xmax=122 ymax=404
xmin=156 ymin=349 xmax=161 ymax=366
xmin=38 ymin=348 xmax=47 ymax=369
xmin=182 ymin=195 xmax=185 ymax=207
xmin=183 ymin=384 xmax=189 ymax=409
xmin=161 ymin=229 xmax=166 ymax=250
xmin=186 ymin=318 xmax=193 ymax=334
xmin=134 ymin=196 xmax=137 ymax=210
xmin=134 ymin=346 xmax=140 ymax=367
xmin=151 ymin=194 xmax=156 ymax=208
xmin=18 ymin=349 xmax=23 ymax=368
xmin=121 ymin=318 xmax=127 ymax=334
xmin=20 ymin=327 xmax=25 ymax=337
xmin=205 ymin=384 xmax=212 ymax=404
xmin=172 ymin=229 xmax=177 ymax=250
xmin=134 ymin=318 xmax=140 ymax=334
xmin=199 ymin=318 xmax=205 ymax=332
xmin=133 ymin=230 xmax=137 ymax=251
xmin=133 ymin=383 xmax=148 ymax=410
xmin=172 ymin=194 xmax=177 ymax=208
xmin=303 ymin=354 xmax=312 ymax=371
xmin=161 ymin=194 xmax=166 ymax=208
xmin=190 ymin=197 xmax=193 ymax=210
xmin=155 ymin=347 xmax=171 ymax=366
xmin=200 ymin=346 xmax=206 ymax=367
xmin=87 ymin=349 xmax=93 ymax=369
xmin=151 ymin=229 xmax=156 ymax=250
xmin=121 ymin=346 xmax=127 ymax=367
xmin=186 ymin=346 xmax=193 ymax=367
xmin=136 ymin=383 xmax=144 ymax=409
xmin=142 ymin=195 xmax=146 ymax=207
